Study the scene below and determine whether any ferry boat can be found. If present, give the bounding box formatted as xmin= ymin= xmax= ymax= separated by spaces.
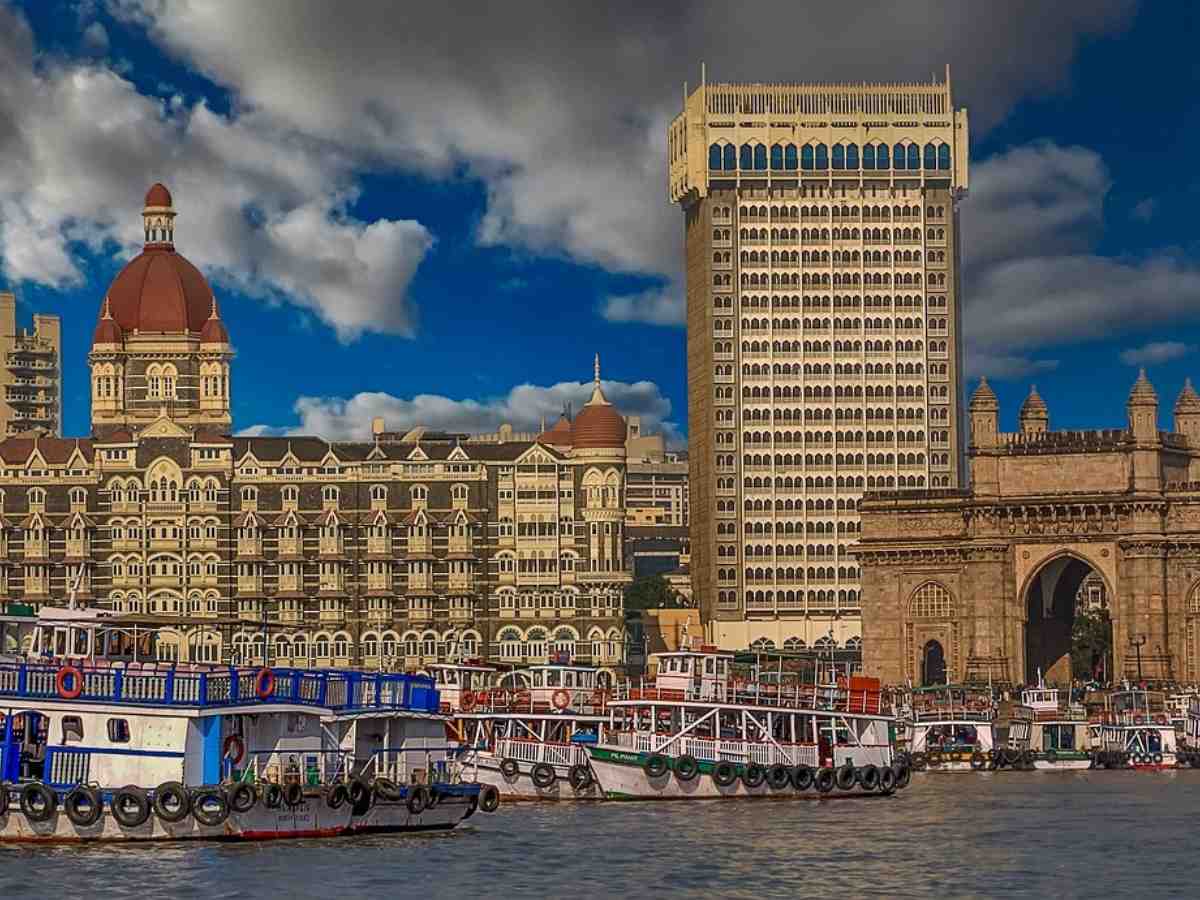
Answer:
xmin=903 ymin=685 xmax=1035 ymax=772
xmin=1086 ymin=688 xmax=1180 ymax=769
xmin=587 ymin=646 xmax=911 ymax=800
xmin=0 ymin=607 xmax=499 ymax=842
xmin=1021 ymin=683 xmax=1092 ymax=770
xmin=436 ymin=661 xmax=607 ymax=800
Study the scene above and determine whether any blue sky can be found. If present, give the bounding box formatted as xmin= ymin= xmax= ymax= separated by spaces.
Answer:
xmin=1 ymin=1 xmax=1197 ymax=442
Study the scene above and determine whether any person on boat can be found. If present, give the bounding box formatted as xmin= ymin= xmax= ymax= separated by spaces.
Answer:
xmin=284 ymin=754 xmax=301 ymax=785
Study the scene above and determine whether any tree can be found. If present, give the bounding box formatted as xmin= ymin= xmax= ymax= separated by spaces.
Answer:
xmin=623 ymin=575 xmax=682 ymax=613
xmin=1071 ymin=607 xmax=1112 ymax=682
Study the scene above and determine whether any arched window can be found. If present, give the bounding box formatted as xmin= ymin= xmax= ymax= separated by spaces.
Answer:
xmin=877 ymin=143 xmax=889 ymax=169
xmin=739 ymin=144 xmax=753 ymax=169
xmin=924 ymin=142 xmax=937 ymax=170
xmin=753 ymin=144 xmax=767 ymax=170
xmin=784 ymin=144 xmax=798 ymax=170
xmin=907 ymin=143 xmax=920 ymax=170
xmin=910 ymin=582 xmax=954 ymax=619
xmin=709 ymin=143 xmax=722 ymax=170
xmin=938 ymin=143 xmax=951 ymax=170
xmin=723 ymin=144 xmax=736 ymax=170
xmin=814 ymin=143 xmax=828 ymax=169
xmin=862 ymin=143 xmax=876 ymax=170
xmin=770 ymin=144 xmax=784 ymax=170
xmin=893 ymin=143 xmax=906 ymax=169
xmin=832 ymin=144 xmax=845 ymax=169
xmin=846 ymin=143 xmax=859 ymax=169
xmin=801 ymin=145 xmax=814 ymax=170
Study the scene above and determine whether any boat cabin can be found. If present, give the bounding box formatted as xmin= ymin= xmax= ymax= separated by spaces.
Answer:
xmin=26 ymin=608 xmax=157 ymax=664
xmin=651 ymin=648 xmax=732 ymax=703
xmin=427 ymin=662 xmax=497 ymax=712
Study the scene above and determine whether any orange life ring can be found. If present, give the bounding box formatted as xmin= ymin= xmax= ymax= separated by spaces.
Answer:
xmin=56 ymin=665 xmax=83 ymax=700
xmin=255 ymin=667 xmax=275 ymax=700
xmin=552 ymin=689 xmax=571 ymax=710
xmin=223 ymin=733 xmax=246 ymax=765
xmin=460 ymin=689 xmax=476 ymax=711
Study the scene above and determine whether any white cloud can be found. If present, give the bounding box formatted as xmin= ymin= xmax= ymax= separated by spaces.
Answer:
xmin=600 ymin=287 xmax=684 ymax=326
xmin=1120 ymin=341 xmax=1194 ymax=367
xmin=81 ymin=21 xmax=109 ymax=54
xmin=964 ymin=351 xmax=1059 ymax=381
xmin=110 ymin=0 xmax=1134 ymax=325
xmin=0 ymin=6 xmax=433 ymax=340
xmin=961 ymin=143 xmax=1200 ymax=378
xmin=240 ymin=377 xmax=682 ymax=446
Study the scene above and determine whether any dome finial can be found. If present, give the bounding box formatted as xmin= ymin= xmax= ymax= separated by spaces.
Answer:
xmin=142 ymin=182 xmax=176 ymax=250
xmin=594 ymin=352 xmax=601 ymax=388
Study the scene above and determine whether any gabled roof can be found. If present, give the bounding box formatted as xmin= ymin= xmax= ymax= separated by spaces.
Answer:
xmin=0 ymin=437 xmax=95 ymax=465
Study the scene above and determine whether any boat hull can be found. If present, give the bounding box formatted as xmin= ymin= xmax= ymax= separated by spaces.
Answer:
xmin=0 ymin=789 xmax=477 ymax=843
xmin=588 ymin=747 xmax=895 ymax=800
xmin=469 ymin=753 xmax=602 ymax=801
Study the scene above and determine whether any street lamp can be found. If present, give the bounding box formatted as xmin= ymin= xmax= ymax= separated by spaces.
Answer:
xmin=1130 ymin=633 xmax=1147 ymax=683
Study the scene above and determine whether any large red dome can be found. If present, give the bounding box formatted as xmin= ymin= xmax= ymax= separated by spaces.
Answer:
xmin=104 ymin=248 xmax=215 ymax=335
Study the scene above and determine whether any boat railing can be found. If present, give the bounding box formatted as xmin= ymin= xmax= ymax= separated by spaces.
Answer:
xmin=460 ymin=686 xmax=609 ymax=716
xmin=494 ymin=737 xmax=590 ymax=768
xmin=613 ymin=678 xmax=885 ymax=716
xmin=0 ymin=661 xmax=439 ymax=714
xmin=608 ymin=730 xmax=822 ymax=767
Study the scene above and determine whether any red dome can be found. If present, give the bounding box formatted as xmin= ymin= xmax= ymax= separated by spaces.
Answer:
xmin=200 ymin=314 xmax=229 ymax=344
xmin=102 ymin=249 xmax=215 ymax=337
xmin=145 ymin=182 xmax=173 ymax=207
xmin=572 ymin=397 xmax=626 ymax=450
xmin=92 ymin=316 xmax=123 ymax=345
xmin=537 ymin=415 xmax=573 ymax=446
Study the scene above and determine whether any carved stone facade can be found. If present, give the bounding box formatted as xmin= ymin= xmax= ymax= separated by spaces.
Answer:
xmin=858 ymin=373 xmax=1200 ymax=685
xmin=0 ymin=185 xmax=633 ymax=673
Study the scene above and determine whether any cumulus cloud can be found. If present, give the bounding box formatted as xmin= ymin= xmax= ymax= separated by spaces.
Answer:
xmin=0 ymin=6 xmax=433 ymax=340
xmin=81 ymin=21 xmax=109 ymax=54
xmin=1119 ymin=341 xmax=1194 ymax=367
xmin=109 ymin=0 xmax=1133 ymax=326
xmin=240 ymin=377 xmax=683 ymax=446
xmin=601 ymin=286 xmax=684 ymax=326
xmin=960 ymin=143 xmax=1200 ymax=377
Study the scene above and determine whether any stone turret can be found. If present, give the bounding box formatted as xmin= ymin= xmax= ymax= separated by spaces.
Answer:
xmin=1174 ymin=378 xmax=1200 ymax=445
xmin=968 ymin=377 xmax=999 ymax=449
xmin=1018 ymin=384 xmax=1049 ymax=435
xmin=1127 ymin=368 xmax=1159 ymax=443
xmin=1127 ymin=368 xmax=1161 ymax=493
xmin=968 ymin=378 xmax=1000 ymax=497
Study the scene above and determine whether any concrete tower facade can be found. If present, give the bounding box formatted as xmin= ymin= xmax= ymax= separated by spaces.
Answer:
xmin=668 ymin=70 xmax=969 ymax=651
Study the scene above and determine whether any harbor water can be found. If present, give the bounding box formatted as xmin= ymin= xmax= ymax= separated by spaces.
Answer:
xmin=3 ymin=773 xmax=1195 ymax=898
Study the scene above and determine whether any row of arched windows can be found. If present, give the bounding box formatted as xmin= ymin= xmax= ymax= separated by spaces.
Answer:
xmin=709 ymin=141 xmax=952 ymax=172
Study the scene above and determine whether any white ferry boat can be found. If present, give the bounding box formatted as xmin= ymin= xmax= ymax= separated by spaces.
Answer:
xmin=435 ymin=661 xmax=607 ymax=800
xmin=1087 ymin=688 xmax=1179 ymax=769
xmin=587 ymin=646 xmax=910 ymax=800
xmin=0 ymin=608 xmax=499 ymax=842
xmin=903 ymin=685 xmax=1035 ymax=772
xmin=1020 ymin=683 xmax=1092 ymax=770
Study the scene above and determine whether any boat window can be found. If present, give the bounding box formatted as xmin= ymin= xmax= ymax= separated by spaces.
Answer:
xmin=1043 ymin=724 xmax=1074 ymax=751
xmin=705 ymin=658 xmax=715 ymax=675
xmin=55 ymin=628 xmax=69 ymax=656
xmin=62 ymin=716 xmax=84 ymax=743
xmin=546 ymin=669 xmax=561 ymax=687
xmin=107 ymin=719 xmax=130 ymax=743
xmin=73 ymin=628 xmax=91 ymax=657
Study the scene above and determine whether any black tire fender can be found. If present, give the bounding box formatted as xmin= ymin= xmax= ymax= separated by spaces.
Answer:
xmin=191 ymin=788 xmax=230 ymax=828
xmin=153 ymin=782 xmax=191 ymax=823
xmin=569 ymin=764 xmax=594 ymax=791
xmin=406 ymin=785 xmax=429 ymax=816
xmin=111 ymin=786 xmax=151 ymax=828
xmin=499 ymin=758 xmax=520 ymax=779
xmin=228 ymin=783 xmax=257 ymax=814
xmin=20 ymin=782 xmax=57 ymax=823
xmin=531 ymin=763 xmax=557 ymax=789
xmin=478 ymin=784 xmax=500 ymax=813
xmin=791 ymin=765 xmax=814 ymax=791
xmin=64 ymin=785 xmax=103 ymax=828
xmin=815 ymin=768 xmax=836 ymax=794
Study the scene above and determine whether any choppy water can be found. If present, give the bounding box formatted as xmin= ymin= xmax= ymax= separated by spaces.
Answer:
xmin=2 ymin=772 xmax=1196 ymax=899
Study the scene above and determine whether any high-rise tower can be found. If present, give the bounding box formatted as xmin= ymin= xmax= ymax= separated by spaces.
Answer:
xmin=668 ymin=70 xmax=969 ymax=650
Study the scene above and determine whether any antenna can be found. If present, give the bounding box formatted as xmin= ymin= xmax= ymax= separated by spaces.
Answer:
xmin=66 ymin=562 xmax=85 ymax=611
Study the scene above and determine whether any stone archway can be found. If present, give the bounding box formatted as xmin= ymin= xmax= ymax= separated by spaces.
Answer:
xmin=1022 ymin=552 xmax=1112 ymax=686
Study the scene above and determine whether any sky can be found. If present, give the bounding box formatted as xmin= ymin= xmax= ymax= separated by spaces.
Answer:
xmin=1 ymin=1 xmax=1199 ymax=444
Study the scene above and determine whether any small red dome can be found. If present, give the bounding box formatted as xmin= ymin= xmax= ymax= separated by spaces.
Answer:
xmin=537 ymin=415 xmax=573 ymax=446
xmin=145 ymin=182 xmax=173 ymax=207
xmin=572 ymin=397 xmax=626 ymax=450
xmin=200 ymin=314 xmax=229 ymax=344
xmin=102 ymin=249 xmax=215 ymax=337
xmin=92 ymin=316 xmax=123 ymax=345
